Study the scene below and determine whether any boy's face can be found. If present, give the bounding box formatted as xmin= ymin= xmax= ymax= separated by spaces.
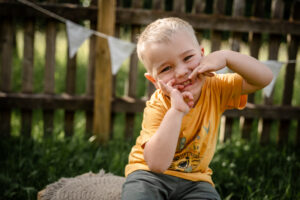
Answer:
xmin=143 ymin=30 xmax=205 ymax=103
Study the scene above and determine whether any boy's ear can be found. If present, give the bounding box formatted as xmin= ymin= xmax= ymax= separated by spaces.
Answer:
xmin=144 ymin=73 xmax=158 ymax=88
xmin=200 ymin=46 xmax=204 ymax=56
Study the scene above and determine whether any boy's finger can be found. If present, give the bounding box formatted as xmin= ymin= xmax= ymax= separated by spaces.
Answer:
xmin=189 ymin=66 xmax=201 ymax=79
xmin=196 ymin=65 xmax=210 ymax=74
xmin=175 ymin=85 xmax=184 ymax=90
xmin=182 ymin=92 xmax=194 ymax=108
xmin=203 ymin=72 xmax=215 ymax=77
xmin=182 ymin=92 xmax=193 ymax=100
xmin=166 ymin=79 xmax=176 ymax=87
xmin=158 ymin=80 xmax=169 ymax=93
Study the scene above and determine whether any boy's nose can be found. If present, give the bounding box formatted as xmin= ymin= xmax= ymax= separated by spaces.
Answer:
xmin=175 ymin=64 xmax=189 ymax=78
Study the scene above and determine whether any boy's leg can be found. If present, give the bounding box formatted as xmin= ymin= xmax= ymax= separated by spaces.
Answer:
xmin=171 ymin=180 xmax=221 ymax=200
xmin=121 ymin=170 xmax=175 ymax=200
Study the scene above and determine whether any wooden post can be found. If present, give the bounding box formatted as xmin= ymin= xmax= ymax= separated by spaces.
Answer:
xmin=93 ymin=0 xmax=115 ymax=143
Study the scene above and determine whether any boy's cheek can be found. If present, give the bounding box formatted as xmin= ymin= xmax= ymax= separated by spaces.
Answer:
xmin=189 ymin=59 xmax=201 ymax=71
xmin=192 ymin=54 xmax=203 ymax=68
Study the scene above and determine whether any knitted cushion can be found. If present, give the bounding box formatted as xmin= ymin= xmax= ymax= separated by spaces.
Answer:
xmin=39 ymin=169 xmax=125 ymax=200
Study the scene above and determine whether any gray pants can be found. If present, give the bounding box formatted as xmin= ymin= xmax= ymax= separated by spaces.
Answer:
xmin=121 ymin=170 xmax=221 ymax=200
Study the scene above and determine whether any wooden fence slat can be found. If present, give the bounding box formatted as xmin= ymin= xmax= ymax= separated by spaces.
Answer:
xmin=278 ymin=0 xmax=300 ymax=146
xmin=260 ymin=0 xmax=284 ymax=145
xmin=0 ymin=19 xmax=13 ymax=93
xmin=21 ymin=19 xmax=35 ymax=136
xmin=297 ymin=119 xmax=300 ymax=147
xmin=173 ymin=0 xmax=185 ymax=13
xmin=225 ymin=0 xmax=246 ymax=141
xmin=242 ymin=0 xmax=264 ymax=140
xmin=124 ymin=0 xmax=142 ymax=139
xmin=146 ymin=0 xmax=164 ymax=98
xmin=43 ymin=17 xmax=56 ymax=136
xmin=192 ymin=0 xmax=206 ymax=43
xmin=0 ymin=18 xmax=14 ymax=136
xmin=43 ymin=0 xmax=57 ymax=136
xmin=93 ymin=0 xmax=115 ymax=143
xmin=152 ymin=0 xmax=164 ymax=10
xmin=0 ymin=19 xmax=2 ymax=59
xmin=109 ymin=26 xmax=119 ymax=138
xmin=210 ymin=0 xmax=225 ymax=52
xmin=192 ymin=0 xmax=206 ymax=14
xmin=64 ymin=51 xmax=77 ymax=136
xmin=85 ymin=0 xmax=97 ymax=135
xmin=211 ymin=0 xmax=226 ymax=141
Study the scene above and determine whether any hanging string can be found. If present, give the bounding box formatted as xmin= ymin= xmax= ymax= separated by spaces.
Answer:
xmin=17 ymin=0 xmax=108 ymax=39
xmin=18 ymin=0 xmax=66 ymax=23
xmin=282 ymin=60 xmax=298 ymax=64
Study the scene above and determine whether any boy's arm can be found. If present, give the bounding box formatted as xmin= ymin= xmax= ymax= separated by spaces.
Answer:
xmin=224 ymin=50 xmax=273 ymax=94
xmin=189 ymin=50 xmax=273 ymax=94
xmin=144 ymin=107 xmax=184 ymax=173
xmin=143 ymin=80 xmax=193 ymax=173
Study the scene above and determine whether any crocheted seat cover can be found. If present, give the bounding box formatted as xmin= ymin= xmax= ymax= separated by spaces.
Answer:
xmin=40 ymin=169 xmax=125 ymax=200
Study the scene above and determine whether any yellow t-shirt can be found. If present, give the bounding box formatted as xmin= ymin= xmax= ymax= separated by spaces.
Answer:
xmin=125 ymin=73 xmax=247 ymax=185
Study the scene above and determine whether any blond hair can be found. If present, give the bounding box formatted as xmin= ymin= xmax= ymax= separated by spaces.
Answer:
xmin=137 ymin=17 xmax=198 ymax=70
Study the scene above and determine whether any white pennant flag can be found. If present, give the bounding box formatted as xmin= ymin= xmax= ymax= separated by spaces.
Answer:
xmin=66 ymin=20 xmax=93 ymax=58
xmin=216 ymin=66 xmax=229 ymax=74
xmin=108 ymin=36 xmax=136 ymax=75
xmin=262 ymin=60 xmax=283 ymax=98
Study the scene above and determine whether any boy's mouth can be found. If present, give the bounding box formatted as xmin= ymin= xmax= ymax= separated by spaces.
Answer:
xmin=176 ymin=79 xmax=193 ymax=90
xmin=182 ymin=79 xmax=191 ymax=86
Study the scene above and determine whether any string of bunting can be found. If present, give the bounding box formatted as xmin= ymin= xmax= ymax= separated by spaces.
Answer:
xmin=17 ymin=0 xmax=136 ymax=75
xmin=17 ymin=0 xmax=299 ymax=97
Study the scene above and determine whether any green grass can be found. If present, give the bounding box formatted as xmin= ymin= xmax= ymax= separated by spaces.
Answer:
xmin=1 ymin=135 xmax=299 ymax=200
xmin=212 ymin=139 xmax=300 ymax=199
xmin=1 ymin=25 xmax=300 ymax=200
xmin=0 ymin=135 xmax=135 ymax=200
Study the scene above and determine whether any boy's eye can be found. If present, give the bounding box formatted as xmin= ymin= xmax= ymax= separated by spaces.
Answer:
xmin=160 ymin=66 xmax=171 ymax=73
xmin=184 ymin=55 xmax=193 ymax=62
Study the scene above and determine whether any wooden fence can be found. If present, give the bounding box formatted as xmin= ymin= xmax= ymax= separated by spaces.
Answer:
xmin=0 ymin=0 xmax=299 ymax=146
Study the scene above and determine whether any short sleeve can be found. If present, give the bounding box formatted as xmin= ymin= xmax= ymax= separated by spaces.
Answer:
xmin=137 ymin=90 xmax=169 ymax=147
xmin=217 ymin=73 xmax=248 ymax=112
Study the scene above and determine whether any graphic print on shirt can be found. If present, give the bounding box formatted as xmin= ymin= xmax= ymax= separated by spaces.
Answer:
xmin=170 ymin=121 xmax=211 ymax=173
xmin=169 ymin=151 xmax=202 ymax=172
xmin=203 ymin=121 xmax=210 ymax=134
xmin=177 ymin=137 xmax=186 ymax=151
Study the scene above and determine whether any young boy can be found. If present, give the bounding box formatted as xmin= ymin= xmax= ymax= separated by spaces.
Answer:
xmin=121 ymin=17 xmax=273 ymax=200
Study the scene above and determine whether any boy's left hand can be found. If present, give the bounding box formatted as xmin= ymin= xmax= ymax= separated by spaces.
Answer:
xmin=189 ymin=51 xmax=227 ymax=80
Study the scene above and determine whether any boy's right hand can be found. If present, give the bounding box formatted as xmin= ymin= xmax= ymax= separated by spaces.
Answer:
xmin=158 ymin=80 xmax=194 ymax=114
